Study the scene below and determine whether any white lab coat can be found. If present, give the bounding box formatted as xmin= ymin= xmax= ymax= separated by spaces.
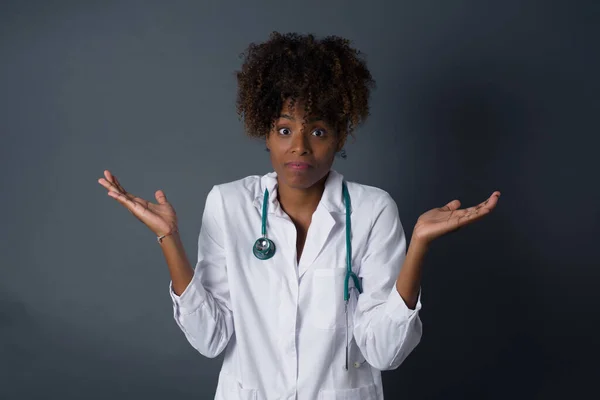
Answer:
xmin=169 ymin=169 xmax=422 ymax=400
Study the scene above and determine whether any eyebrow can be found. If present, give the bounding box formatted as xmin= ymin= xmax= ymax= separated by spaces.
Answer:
xmin=279 ymin=114 xmax=323 ymax=123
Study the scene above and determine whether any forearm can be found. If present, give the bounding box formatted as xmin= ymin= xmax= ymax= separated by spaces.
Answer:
xmin=159 ymin=232 xmax=194 ymax=296
xmin=395 ymin=236 xmax=429 ymax=309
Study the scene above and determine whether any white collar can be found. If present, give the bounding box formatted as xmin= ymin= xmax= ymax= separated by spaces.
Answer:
xmin=252 ymin=169 xmax=349 ymax=216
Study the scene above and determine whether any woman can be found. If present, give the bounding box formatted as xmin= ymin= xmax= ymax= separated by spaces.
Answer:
xmin=98 ymin=32 xmax=500 ymax=400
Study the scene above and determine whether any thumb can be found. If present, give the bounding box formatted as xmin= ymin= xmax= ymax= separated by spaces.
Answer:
xmin=444 ymin=199 xmax=461 ymax=210
xmin=155 ymin=190 xmax=168 ymax=204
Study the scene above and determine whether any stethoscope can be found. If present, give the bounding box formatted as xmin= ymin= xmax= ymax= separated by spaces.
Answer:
xmin=252 ymin=181 xmax=364 ymax=370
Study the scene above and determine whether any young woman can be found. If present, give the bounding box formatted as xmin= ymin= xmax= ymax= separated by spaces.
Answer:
xmin=98 ymin=32 xmax=500 ymax=400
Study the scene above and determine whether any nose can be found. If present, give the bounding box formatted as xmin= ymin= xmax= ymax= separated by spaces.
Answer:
xmin=290 ymin=131 xmax=311 ymax=155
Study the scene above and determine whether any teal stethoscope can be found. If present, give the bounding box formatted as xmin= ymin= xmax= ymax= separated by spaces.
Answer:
xmin=252 ymin=181 xmax=364 ymax=370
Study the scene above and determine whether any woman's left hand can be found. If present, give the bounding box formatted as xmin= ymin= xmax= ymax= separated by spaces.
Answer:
xmin=413 ymin=191 xmax=501 ymax=244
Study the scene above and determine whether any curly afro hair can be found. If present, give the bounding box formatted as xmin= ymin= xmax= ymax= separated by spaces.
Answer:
xmin=235 ymin=31 xmax=376 ymax=142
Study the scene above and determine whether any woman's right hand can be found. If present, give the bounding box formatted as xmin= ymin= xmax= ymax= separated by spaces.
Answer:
xmin=98 ymin=170 xmax=178 ymax=237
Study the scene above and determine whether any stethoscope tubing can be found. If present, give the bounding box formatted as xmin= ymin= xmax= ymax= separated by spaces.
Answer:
xmin=253 ymin=180 xmax=364 ymax=370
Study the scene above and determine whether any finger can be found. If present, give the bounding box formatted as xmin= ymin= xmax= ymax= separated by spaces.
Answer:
xmin=465 ymin=192 xmax=499 ymax=214
xmin=476 ymin=192 xmax=500 ymax=211
xmin=104 ymin=170 xmax=115 ymax=185
xmin=113 ymin=175 xmax=127 ymax=194
xmin=102 ymin=171 xmax=134 ymax=200
xmin=98 ymin=179 xmax=133 ymax=204
xmin=155 ymin=190 xmax=168 ymax=204
xmin=447 ymin=192 xmax=500 ymax=231
xmin=108 ymin=190 xmax=142 ymax=214
xmin=113 ymin=175 xmax=136 ymax=201
xmin=98 ymin=177 xmax=122 ymax=194
xmin=101 ymin=170 xmax=120 ymax=192
xmin=456 ymin=205 xmax=491 ymax=227
xmin=489 ymin=192 xmax=501 ymax=206
xmin=442 ymin=199 xmax=461 ymax=211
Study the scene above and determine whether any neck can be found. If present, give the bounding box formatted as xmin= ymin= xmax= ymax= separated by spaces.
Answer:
xmin=276 ymin=173 xmax=329 ymax=219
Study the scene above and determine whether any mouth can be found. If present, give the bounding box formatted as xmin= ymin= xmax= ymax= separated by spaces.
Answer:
xmin=285 ymin=162 xmax=312 ymax=170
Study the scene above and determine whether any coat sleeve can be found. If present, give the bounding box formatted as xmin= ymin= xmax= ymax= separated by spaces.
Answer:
xmin=168 ymin=185 xmax=234 ymax=358
xmin=352 ymin=191 xmax=423 ymax=371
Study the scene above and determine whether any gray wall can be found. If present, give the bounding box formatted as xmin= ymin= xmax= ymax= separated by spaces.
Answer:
xmin=1 ymin=0 xmax=598 ymax=399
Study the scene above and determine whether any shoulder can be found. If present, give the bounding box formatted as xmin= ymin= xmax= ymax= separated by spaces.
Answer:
xmin=344 ymin=179 xmax=404 ymax=241
xmin=345 ymin=179 xmax=398 ymax=216
xmin=205 ymin=174 xmax=262 ymax=209
xmin=214 ymin=175 xmax=261 ymax=197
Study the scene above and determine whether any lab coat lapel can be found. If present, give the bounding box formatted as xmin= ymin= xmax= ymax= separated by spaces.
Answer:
xmin=297 ymin=205 xmax=336 ymax=279
xmin=297 ymin=169 xmax=346 ymax=280
xmin=252 ymin=169 xmax=347 ymax=280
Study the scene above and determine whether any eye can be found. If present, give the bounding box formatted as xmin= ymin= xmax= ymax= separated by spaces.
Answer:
xmin=312 ymin=128 xmax=326 ymax=137
xmin=278 ymin=127 xmax=291 ymax=135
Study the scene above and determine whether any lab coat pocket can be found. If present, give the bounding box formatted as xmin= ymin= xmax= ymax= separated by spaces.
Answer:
xmin=318 ymin=382 xmax=378 ymax=400
xmin=216 ymin=371 xmax=258 ymax=400
xmin=311 ymin=267 xmax=347 ymax=330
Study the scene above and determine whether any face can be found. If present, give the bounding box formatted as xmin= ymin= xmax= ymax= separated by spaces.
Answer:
xmin=265 ymin=99 xmax=345 ymax=190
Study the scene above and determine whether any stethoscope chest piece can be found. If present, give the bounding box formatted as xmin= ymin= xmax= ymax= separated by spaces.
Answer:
xmin=255 ymin=180 xmax=362 ymax=373
xmin=253 ymin=237 xmax=275 ymax=260
xmin=253 ymin=188 xmax=276 ymax=260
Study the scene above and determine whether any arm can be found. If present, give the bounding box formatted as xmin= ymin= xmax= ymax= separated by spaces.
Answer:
xmin=352 ymin=192 xmax=423 ymax=371
xmin=395 ymin=238 xmax=429 ymax=310
xmin=160 ymin=231 xmax=194 ymax=296
xmin=167 ymin=186 xmax=234 ymax=358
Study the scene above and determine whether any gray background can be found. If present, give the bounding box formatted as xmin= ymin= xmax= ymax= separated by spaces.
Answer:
xmin=1 ymin=0 xmax=598 ymax=399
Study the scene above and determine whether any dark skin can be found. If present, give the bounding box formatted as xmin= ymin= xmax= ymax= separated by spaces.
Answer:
xmin=98 ymin=96 xmax=500 ymax=308
xmin=265 ymin=99 xmax=345 ymax=262
xmin=264 ymin=98 xmax=501 ymax=308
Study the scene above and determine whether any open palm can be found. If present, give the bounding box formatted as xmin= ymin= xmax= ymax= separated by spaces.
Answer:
xmin=98 ymin=170 xmax=178 ymax=237
xmin=413 ymin=191 xmax=501 ymax=244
